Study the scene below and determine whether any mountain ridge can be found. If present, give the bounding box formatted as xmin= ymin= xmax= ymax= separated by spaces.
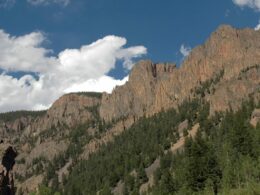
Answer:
xmin=100 ymin=24 xmax=260 ymax=121
xmin=0 ymin=24 xmax=260 ymax=194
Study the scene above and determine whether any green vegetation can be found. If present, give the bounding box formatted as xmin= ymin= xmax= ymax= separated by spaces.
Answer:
xmin=28 ymin=185 xmax=60 ymax=195
xmin=240 ymin=64 xmax=260 ymax=74
xmin=40 ymin=123 xmax=94 ymax=187
xmin=60 ymin=97 xmax=260 ymax=194
xmin=16 ymin=103 xmax=113 ymax=190
xmin=12 ymin=92 xmax=259 ymax=194
xmin=0 ymin=110 xmax=46 ymax=122
xmin=70 ymin=91 xmax=102 ymax=99
xmin=238 ymin=64 xmax=260 ymax=80
xmin=193 ymin=69 xmax=224 ymax=97
xmin=151 ymin=99 xmax=260 ymax=194
xmin=62 ymin=99 xmax=209 ymax=194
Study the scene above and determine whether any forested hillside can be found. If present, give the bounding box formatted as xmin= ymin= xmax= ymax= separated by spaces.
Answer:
xmin=35 ymin=98 xmax=260 ymax=195
xmin=0 ymin=110 xmax=46 ymax=122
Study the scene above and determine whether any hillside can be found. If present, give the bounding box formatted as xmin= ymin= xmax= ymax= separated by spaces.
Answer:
xmin=0 ymin=25 xmax=259 ymax=194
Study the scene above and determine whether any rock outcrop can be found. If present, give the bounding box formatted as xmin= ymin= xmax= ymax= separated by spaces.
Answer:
xmin=0 ymin=93 xmax=101 ymax=142
xmin=100 ymin=25 xmax=260 ymax=122
xmin=22 ymin=93 xmax=101 ymax=137
xmin=100 ymin=61 xmax=177 ymax=122
xmin=0 ymin=117 xmax=33 ymax=142
xmin=250 ymin=108 xmax=260 ymax=127
xmin=46 ymin=93 xmax=100 ymax=128
xmin=0 ymin=93 xmax=102 ymax=194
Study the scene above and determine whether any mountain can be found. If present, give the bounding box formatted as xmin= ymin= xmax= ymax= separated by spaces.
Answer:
xmin=0 ymin=25 xmax=259 ymax=194
xmin=100 ymin=25 xmax=260 ymax=121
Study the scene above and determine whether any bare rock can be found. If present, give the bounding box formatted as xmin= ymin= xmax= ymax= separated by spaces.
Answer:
xmin=250 ymin=108 xmax=260 ymax=127
xmin=100 ymin=25 xmax=260 ymax=122
xmin=17 ymin=175 xmax=43 ymax=194
xmin=178 ymin=119 xmax=189 ymax=137
xmin=22 ymin=93 xmax=101 ymax=137
xmin=27 ymin=140 xmax=68 ymax=164
xmin=139 ymin=158 xmax=160 ymax=194
xmin=112 ymin=180 xmax=125 ymax=195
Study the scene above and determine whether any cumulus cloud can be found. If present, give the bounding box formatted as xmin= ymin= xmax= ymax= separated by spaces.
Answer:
xmin=255 ymin=20 xmax=260 ymax=30
xmin=27 ymin=0 xmax=70 ymax=6
xmin=0 ymin=30 xmax=55 ymax=72
xmin=0 ymin=30 xmax=146 ymax=112
xmin=117 ymin=46 xmax=148 ymax=70
xmin=64 ymin=76 xmax=129 ymax=94
xmin=180 ymin=44 xmax=191 ymax=57
xmin=232 ymin=0 xmax=260 ymax=10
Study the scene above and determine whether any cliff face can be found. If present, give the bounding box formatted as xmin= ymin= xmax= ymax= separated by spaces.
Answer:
xmin=21 ymin=93 xmax=101 ymax=137
xmin=100 ymin=61 xmax=177 ymax=121
xmin=4 ymin=93 xmax=102 ymax=193
xmin=0 ymin=93 xmax=101 ymax=140
xmin=100 ymin=25 xmax=260 ymax=122
xmin=0 ymin=117 xmax=32 ymax=140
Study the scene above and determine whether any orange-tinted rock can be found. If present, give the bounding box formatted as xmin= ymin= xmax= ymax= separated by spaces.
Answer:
xmin=100 ymin=25 xmax=260 ymax=122
xmin=250 ymin=109 xmax=260 ymax=127
xmin=22 ymin=93 xmax=101 ymax=137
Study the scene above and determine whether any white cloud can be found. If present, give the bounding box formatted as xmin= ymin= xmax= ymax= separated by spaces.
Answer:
xmin=0 ymin=30 xmax=56 ymax=72
xmin=64 ymin=75 xmax=129 ymax=94
xmin=0 ymin=30 xmax=147 ymax=112
xmin=255 ymin=20 xmax=260 ymax=30
xmin=117 ymin=46 xmax=148 ymax=70
xmin=180 ymin=44 xmax=191 ymax=57
xmin=0 ymin=0 xmax=15 ymax=9
xmin=232 ymin=0 xmax=260 ymax=10
xmin=27 ymin=0 xmax=70 ymax=6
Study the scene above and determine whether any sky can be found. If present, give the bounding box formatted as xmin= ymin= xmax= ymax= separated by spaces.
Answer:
xmin=0 ymin=0 xmax=259 ymax=112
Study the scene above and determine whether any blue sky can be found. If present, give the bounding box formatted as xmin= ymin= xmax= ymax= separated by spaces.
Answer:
xmin=0 ymin=0 xmax=259 ymax=112
xmin=1 ymin=0 xmax=259 ymax=65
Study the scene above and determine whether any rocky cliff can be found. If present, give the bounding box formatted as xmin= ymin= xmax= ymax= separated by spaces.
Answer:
xmin=0 ymin=93 xmax=101 ymax=139
xmin=100 ymin=61 xmax=177 ymax=121
xmin=22 ymin=93 xmax=101 ymax=137
xmin=0 ymin=93 xmax=102 ymax=193
xmin=100 ymin=25 xmax=260 ymax=122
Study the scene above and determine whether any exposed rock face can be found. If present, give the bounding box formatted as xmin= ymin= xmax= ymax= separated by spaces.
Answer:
xmin=0 ymin=117 xmax=33 ymax=141
xmin=178 ymin=119 xmax=189 ymax=137
xmin=0 ymin=93 xmax=101 ymax=143
xmin=0 ymin=93 xmax=102 ymax=194
xmin=100 ymin=25 xmax=260 ymax=122
xmin=100 ymin=61 xmax=177 ymax=121
xmin=250 ymin=108 xmax=260 ymax=127
xmin=18 ymin=175 xmax=43 ymax=194
xmin=80 ymin=117 xmax=135 ymax=160
xmin=23 ymin=93 xmax=101 ymax=137
xmin=208 ymin=66 xmax=260 ymax=114
xmin=26 ymin=140 xmax=68 ymax=164
xmin=47 ymin=93 xmax=100 ymax=127
xmin=0 ymin=143 xmax=17 ymax=195
xmin=139 ymin=123 xmax=200 ymax=194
